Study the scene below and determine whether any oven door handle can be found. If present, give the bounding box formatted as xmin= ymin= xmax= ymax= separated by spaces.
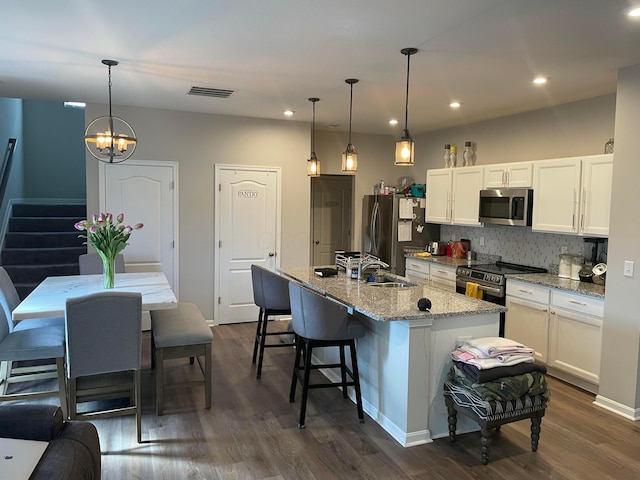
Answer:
xmin=478 ymin=284 xmax=502 ymax=296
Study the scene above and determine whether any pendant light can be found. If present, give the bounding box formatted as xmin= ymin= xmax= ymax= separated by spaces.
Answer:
xmin=341 ymin=78 xmax=358 ymax=173
xmin=307 ymin=97 xmax=321 ymax=176
xmin=395 ymin=48 xmax=418 ymax=166
xmin=84 ymin=59 xmax=137 ymax=164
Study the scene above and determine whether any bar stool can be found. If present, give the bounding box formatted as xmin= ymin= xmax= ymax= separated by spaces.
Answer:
xmin=288 ymin=281 xmax=365 ymax=428
xmin=250 ymin=264 xmax=295 ymax=379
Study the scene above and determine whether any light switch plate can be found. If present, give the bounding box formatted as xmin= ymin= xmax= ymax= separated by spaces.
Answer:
xmin=624 ymin=260 xmax=634 ymax=278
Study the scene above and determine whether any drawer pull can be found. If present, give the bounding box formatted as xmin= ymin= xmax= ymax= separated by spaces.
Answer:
xmin=568 ymin=300 xmax=587 ymax=306
xmin=517 ymin=289 xmax=533 ymax=294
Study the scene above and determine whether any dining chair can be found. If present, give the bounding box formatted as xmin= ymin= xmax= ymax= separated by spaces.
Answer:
xmin=0 ymin=267 xmax=65 ymax=395
xmin=65 ymin=291 xmax=143 ymax=443
xmin=250 ymin=264 xmax=295 ymax=379
xmin=288 ymin=281 xmax=366 ymax=428
xmin=78 ymin=253 xmax=126 ymax=275
xmin=0 ymin=300 xmax=68 ymax=418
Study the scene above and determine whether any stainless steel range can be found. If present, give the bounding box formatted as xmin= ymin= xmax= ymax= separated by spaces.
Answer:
xmin=456 ymin=261 xmax=547 ymax=336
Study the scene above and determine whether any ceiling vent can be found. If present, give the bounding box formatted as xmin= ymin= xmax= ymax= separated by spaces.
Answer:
xmin=187 ymin=86 xmax=235 ymax=98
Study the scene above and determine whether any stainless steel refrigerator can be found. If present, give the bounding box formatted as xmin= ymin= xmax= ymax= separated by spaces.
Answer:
xmin=362 ymin=195 xmax=441 ymax=275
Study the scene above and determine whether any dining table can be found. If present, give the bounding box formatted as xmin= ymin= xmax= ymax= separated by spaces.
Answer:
xmin=12 ymin=271 xmax=178 ymax=321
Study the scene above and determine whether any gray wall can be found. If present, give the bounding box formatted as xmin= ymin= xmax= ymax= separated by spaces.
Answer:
xmin=0 ymin=98 xmax=25 ymax=227
xmin=598 ymin=64 xmax=640 ymax=413
xmin=22 ymin=100 xmax=85 ymax=199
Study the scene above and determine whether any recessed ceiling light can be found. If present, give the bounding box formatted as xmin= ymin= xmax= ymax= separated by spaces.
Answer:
xmin=533 ymin=76 xmax=548 ymax=85
xmin=449 ymin=101 xmax=461 ymax=109
xmin=628 ymin=7 xmax=640 ymax=17
xmin=389 ymin=119 xmax=398 ymax=125
xmin=283 ymin=110 xmax=294 ymax=116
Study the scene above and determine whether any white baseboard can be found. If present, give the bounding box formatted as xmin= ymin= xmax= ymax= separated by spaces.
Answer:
xmin=593 ymin=395 xmax=640 ymax=421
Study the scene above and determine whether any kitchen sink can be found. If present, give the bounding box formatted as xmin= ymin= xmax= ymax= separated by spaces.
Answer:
xmin=366 ymin=275 xmax=416 ymax=288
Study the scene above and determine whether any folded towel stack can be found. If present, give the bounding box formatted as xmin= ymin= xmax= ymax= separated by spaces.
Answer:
xmin=449 ymin=336 xmax=549 ymax=402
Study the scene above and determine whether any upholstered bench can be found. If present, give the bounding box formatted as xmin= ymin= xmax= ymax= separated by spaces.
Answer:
xmin=151 ymin=302 xmax=213 ymax=415
xmin=443 ymin=380 xmax=547 ymax=465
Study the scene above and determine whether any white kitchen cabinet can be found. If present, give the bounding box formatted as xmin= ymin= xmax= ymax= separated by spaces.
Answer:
xmin=548 ymin=290 xmax=603 ymax=385
xmin=425 ymin=169 xmax=452 ymax=223
xmin=429 ymin=263 xmax=457 ymax=292
xmin=505 ymin=280 xmax=550 ymax=363
xmin=532 ymin=154 xmax=613 ymax=235
xmin=532 ymin=156 xmax=582 ymax=234
xmin=580 ymin=154 xmax=613 ymax=237
xmin=484 ymin=162 xmax=533 ymax=189
xmin=405 ymin=257 xmax=430 ymax=282
xmin=426 ymin=167 xmax=483 ymax=226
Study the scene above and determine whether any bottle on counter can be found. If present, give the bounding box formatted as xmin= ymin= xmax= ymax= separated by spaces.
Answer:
xmin=449 ymin=145 xmax=457 ymax=167
xmin=444 ymin=144 xmax=451 ymax=168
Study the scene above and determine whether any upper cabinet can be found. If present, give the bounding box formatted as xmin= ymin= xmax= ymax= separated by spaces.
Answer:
xmin=580 ymin=154 xmax=613 ymax=237
xmin=426 ymin=166 xmax=483 ymax=226
xmin=484 ymin=162 xmax=533 ymax=189
xmin=532 ymin=154 xmax=613 ymax=236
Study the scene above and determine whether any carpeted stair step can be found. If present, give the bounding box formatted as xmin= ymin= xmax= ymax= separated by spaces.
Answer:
xmin=11 ymin=203 xmax=87 ymax=218
xmin=4 ymin=231 xmax=84 ymax=249
xmin=8 ymin=216 xmax=85 ymax=233
xmin=1 ymin=246 xmax=86 ymax=265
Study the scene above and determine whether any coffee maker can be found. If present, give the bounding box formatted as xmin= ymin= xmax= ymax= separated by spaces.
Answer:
xmin=579 ymin=238 xmax=606 ymax=283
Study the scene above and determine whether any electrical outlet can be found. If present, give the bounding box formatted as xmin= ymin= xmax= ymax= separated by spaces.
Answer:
xmin=624 ymin=260 xmax=634 ymax=278
xmin=561 ymin=245 xmax=568 ymax=254
xmin=479 ymin=237 xmax=485 ymax=246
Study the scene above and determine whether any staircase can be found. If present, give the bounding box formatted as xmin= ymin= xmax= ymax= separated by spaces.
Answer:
xmin=1 ymin=203 xmax=87 ymax=299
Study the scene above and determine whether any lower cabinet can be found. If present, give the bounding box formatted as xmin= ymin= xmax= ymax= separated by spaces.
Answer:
xmin=548 ymin=291 xmax=603 ymax=385
xmin=505 ymin=279 xmax=603 ymax=391
xmin=429 ymin=264 xmax=457 ymax=292
xmin=404 ymin=258 xmax=456 ymax=292
xmin=505 ymin=280 xmax=550 ymax=363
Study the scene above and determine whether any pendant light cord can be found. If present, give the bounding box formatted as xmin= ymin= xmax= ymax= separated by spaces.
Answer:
xmin=348 ymin=83 xmax=354 ymax=143
xmin=311 ymin=100 xmax=316 ymax=153
xmin=108 ymin=64 xmax=113 ymax=120
xmin=403 ymin=52 xmax=411 ymax=132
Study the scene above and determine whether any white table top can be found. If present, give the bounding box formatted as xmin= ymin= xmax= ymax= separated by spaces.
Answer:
xmin=12 ymin=272 xmax=178 ymax=321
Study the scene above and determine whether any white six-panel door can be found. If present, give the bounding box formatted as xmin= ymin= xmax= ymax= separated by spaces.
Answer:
xmin=99 ymin=160 xmax=178 ymax=294
xmin=214 ymin=165 xmax=281 ymax=324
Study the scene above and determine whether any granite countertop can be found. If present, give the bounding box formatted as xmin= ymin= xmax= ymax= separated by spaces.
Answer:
xmin=404 ymin=253 xmax=497 ymax=268
xmin=280 ymin=267 xmax=506 ymax=322
xmin=507 ymin=273 xmax=605 ymax=299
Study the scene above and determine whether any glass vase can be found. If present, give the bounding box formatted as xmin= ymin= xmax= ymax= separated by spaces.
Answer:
xmin=101 ymin=254 xmax=116 ymax=289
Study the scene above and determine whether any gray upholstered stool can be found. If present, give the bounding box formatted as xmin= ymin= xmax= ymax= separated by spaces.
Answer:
xmin=443 ymin=380 xmax=547 ymax=465
xmin=151 ymin=303 xmax=213 ymax=415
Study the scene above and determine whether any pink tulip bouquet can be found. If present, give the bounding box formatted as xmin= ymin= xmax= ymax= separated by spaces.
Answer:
xmin=74 ymin=212 xmax=143 ymax=288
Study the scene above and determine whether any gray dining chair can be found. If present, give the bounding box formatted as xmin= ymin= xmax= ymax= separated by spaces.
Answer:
xmin=288 ymin=281 xmax=366 ymax=428
xmin=78 ymin=253 xmax=126 ymax=275
xmin=0 ymin=267 xmax=65 ymax=395
xmin=0 ymin=297 xmax=68 ymax=418
xmin=65 ymin=291 xmax=143 ymax=443
xmin=251 ymin=264 xmax=295 ymax=379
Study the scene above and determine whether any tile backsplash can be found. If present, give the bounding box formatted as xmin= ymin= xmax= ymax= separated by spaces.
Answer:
xmin=441 ymin=224 xmax=607 ymax=271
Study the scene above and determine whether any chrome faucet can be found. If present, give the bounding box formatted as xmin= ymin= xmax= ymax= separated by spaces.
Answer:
xmin=358 ymin=254 xmax=390 ymax=280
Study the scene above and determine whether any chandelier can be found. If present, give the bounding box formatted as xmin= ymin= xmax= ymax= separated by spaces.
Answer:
xmin=84 ymin=60 xmax=137 ymax=164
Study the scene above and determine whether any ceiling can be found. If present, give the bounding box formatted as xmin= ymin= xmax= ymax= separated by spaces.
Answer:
xmin=2 ymin=0 xmax=640 ymax=136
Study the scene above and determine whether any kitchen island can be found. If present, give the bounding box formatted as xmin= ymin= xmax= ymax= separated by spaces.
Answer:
xmin=281 ymin=267 xmax=506 ymax=447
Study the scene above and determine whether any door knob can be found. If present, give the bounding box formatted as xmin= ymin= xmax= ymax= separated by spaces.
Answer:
xmin=268 ymin=252 xmax=276 ymax=257
xmin=315 ymin=240 xmax=319 ymax=245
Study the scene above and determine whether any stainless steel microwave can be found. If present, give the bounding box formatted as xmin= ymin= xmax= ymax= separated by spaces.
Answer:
xmin=478 ymin=188 xmax=533 ymax=226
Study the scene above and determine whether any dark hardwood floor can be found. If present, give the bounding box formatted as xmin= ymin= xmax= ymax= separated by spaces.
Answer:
xmin=7 ymin=321 xmax=640 ymax=479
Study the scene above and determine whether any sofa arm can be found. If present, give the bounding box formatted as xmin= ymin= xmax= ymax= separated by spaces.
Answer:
xmin=0 ymin=404 xmax=63 ymax=441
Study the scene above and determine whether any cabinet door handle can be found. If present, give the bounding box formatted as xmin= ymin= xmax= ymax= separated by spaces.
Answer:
xmin=542 ymin=308 xmax=548 ymax=312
